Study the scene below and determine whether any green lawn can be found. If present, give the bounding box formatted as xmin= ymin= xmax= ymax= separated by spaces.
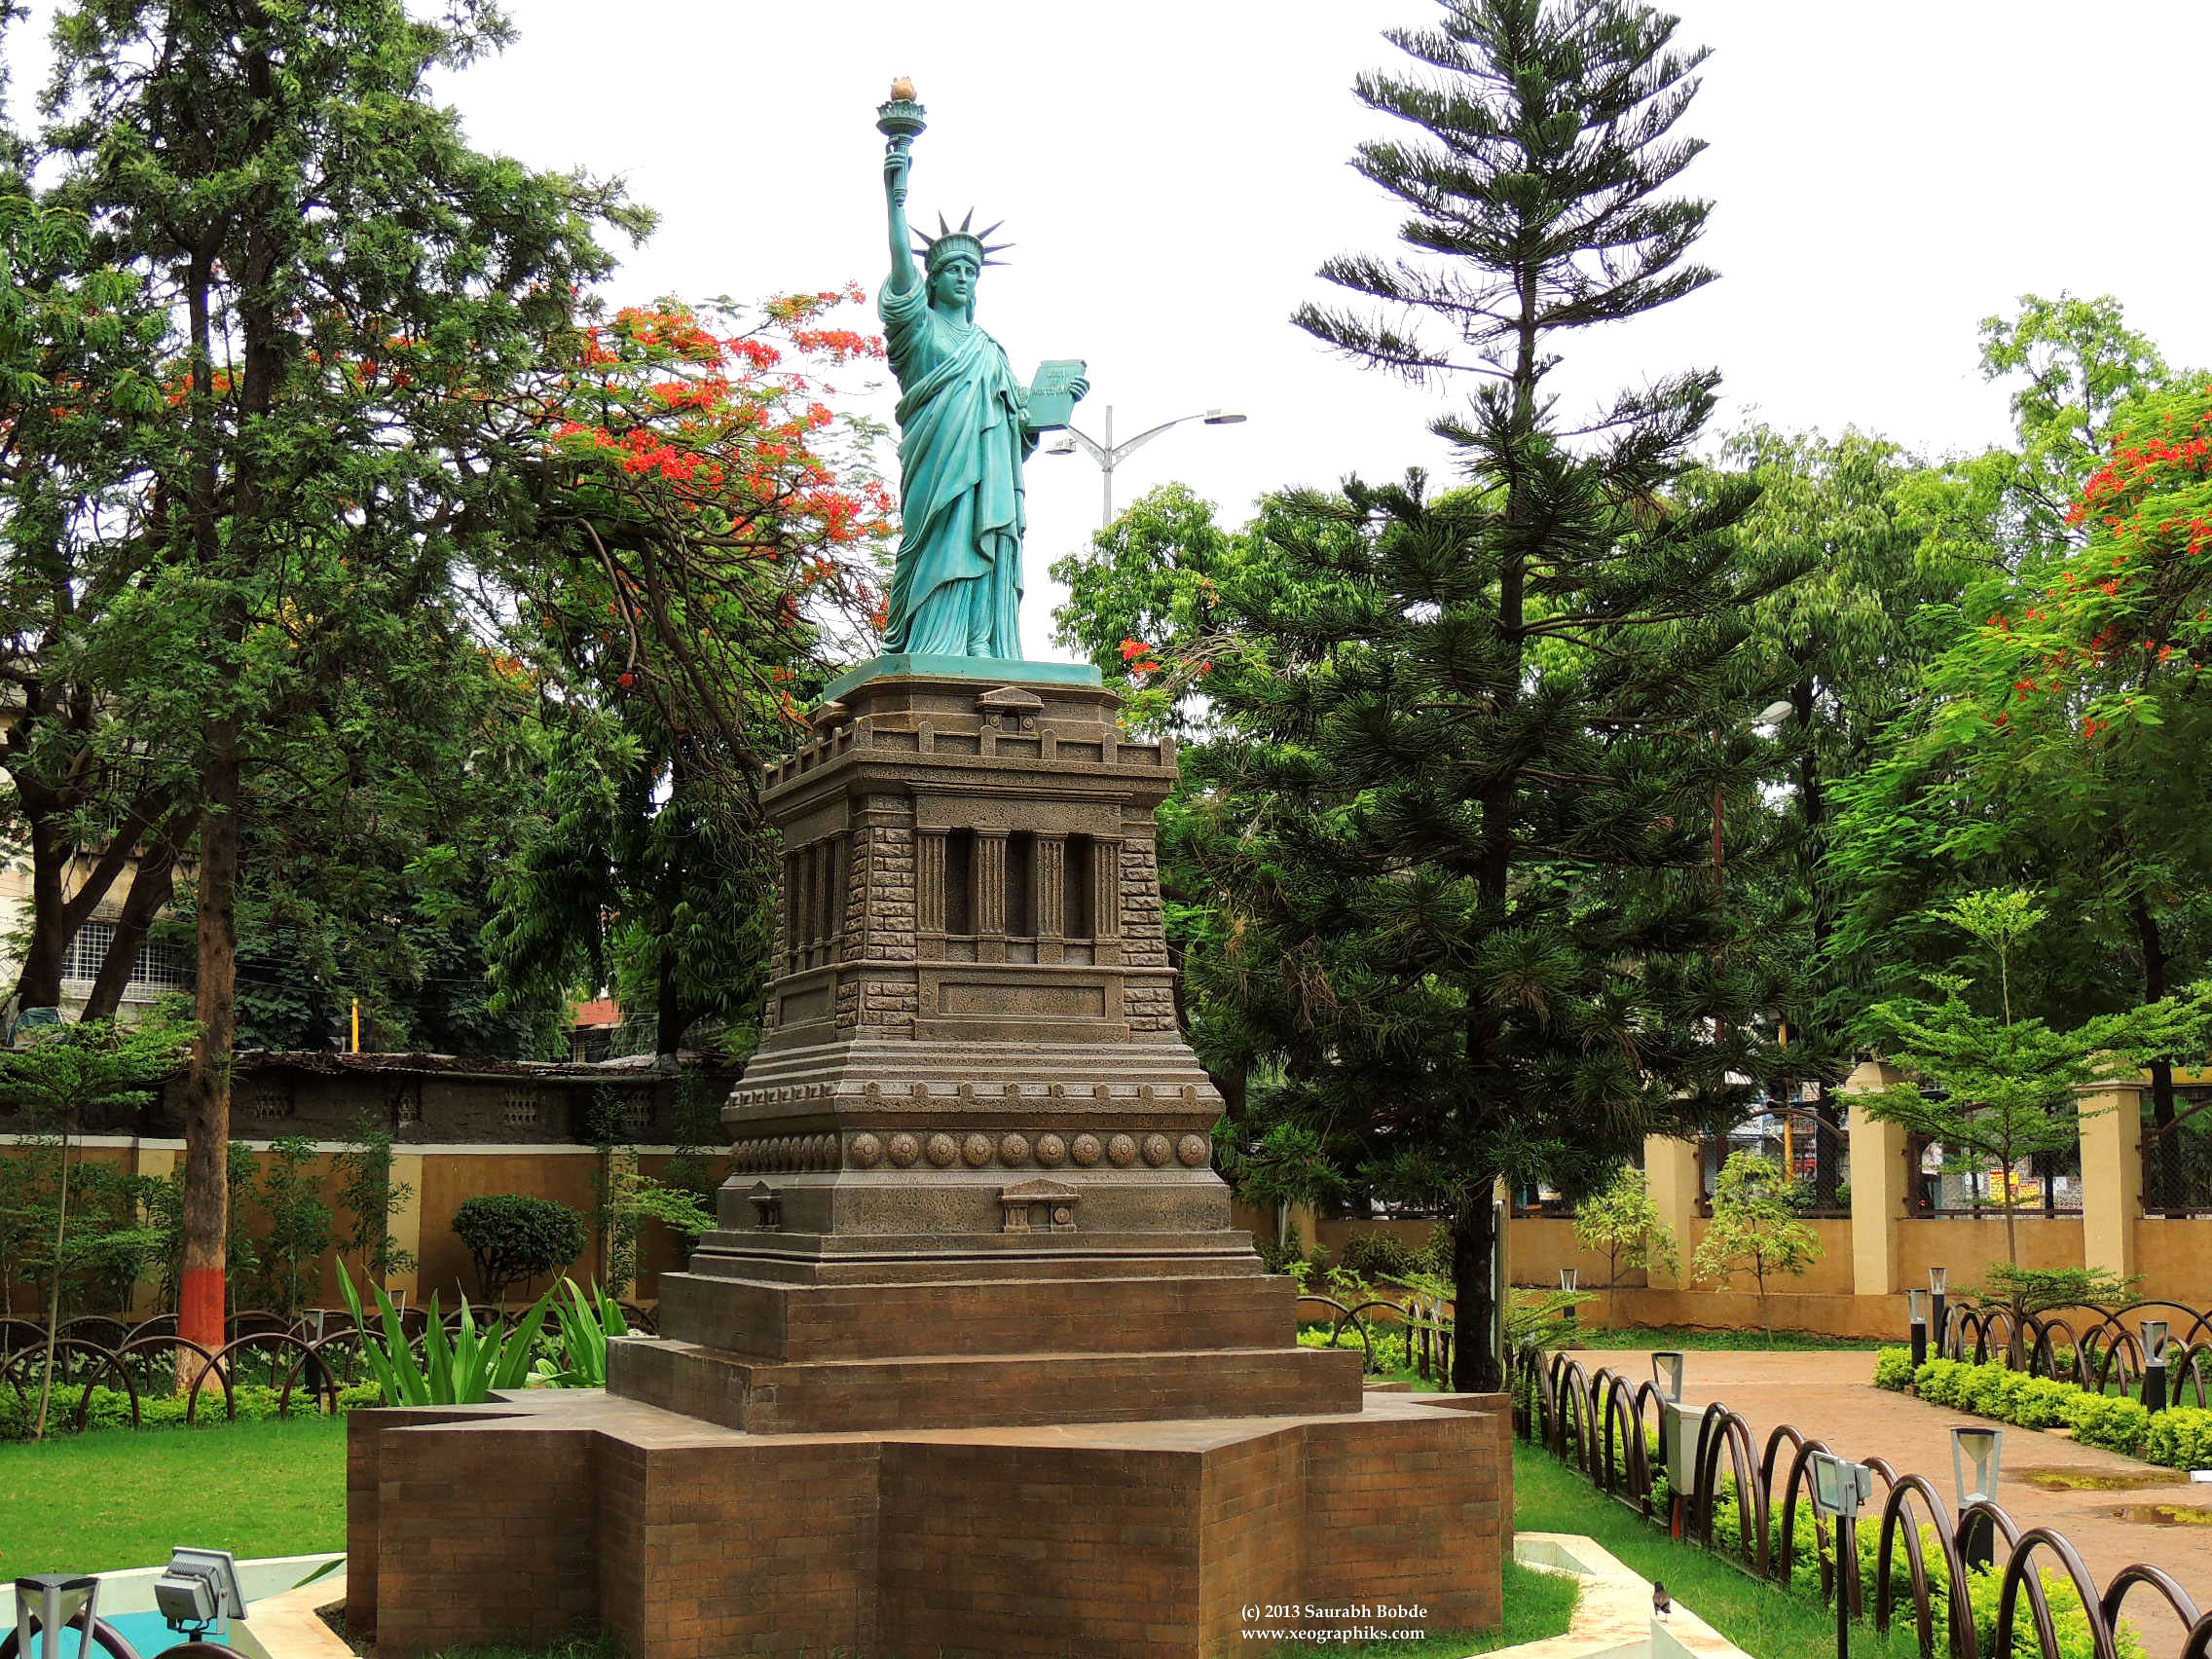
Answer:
xmin=1564 ymin=1323 xmax=1890 ymax=1352
xmin=0 ymin=1415 xmax=348 ymax=1581
xmin=1514 ymin=1442 xmax=1908 ymax=1659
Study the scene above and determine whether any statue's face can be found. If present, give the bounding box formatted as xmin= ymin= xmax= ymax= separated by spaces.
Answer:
xmin=930 ymin=255 xmax=977 ymax=311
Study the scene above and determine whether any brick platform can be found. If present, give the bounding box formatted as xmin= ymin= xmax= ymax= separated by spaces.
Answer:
xmin=348 ymin=1385 xmax=1511 ymax=1659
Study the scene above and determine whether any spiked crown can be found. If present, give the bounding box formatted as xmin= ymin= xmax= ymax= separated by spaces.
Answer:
xmin=916 ymin=209 xmax=1013 ymax=273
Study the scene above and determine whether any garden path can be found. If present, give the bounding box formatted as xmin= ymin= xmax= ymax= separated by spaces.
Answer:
xmin=1582 ymin=1348 xmax=2212 ymax=1652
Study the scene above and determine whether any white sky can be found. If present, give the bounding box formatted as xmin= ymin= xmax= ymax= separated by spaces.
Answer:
xmin=10 ymin=1 xmax=2211 ymax=659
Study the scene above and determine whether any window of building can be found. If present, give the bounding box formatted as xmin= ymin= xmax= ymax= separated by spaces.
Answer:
xmin=58 ymin=921 xmax=189 ymax=994
xmin=621 ymin=1097 xmax=650 ymax=1137
xmin=503 ymin=1089 xmax=540 ymax=1129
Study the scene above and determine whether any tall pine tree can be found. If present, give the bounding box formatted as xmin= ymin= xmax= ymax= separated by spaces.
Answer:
xmin=1186 ymin=0 xmax=1805 ymax=1389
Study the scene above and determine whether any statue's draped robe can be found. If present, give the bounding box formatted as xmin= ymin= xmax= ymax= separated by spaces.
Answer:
xmin=880 ymin=277 xmax=1031 ymax=656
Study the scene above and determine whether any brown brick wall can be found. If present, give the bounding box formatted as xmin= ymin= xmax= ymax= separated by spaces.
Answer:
xmin=880 ymin=1440 xmax=1204 ymax=1658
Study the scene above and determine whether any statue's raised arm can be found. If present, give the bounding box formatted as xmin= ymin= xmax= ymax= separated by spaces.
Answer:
xmin=883 ymin=145 xmax=917 ymax=296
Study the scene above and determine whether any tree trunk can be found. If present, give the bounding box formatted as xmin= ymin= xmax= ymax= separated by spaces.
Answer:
xmin=179 ymin=734 xmax=240 ymax=1351
xmin=15 ymin=801 xmax=76 ymax=1010
xmin=33 ymin=1128 xmax=74 ymax=1441
xmin=80 ymin=817 xmax=187 ymax=1022
xmin=1450 ymin=1189 xmax=1502 ymax=1393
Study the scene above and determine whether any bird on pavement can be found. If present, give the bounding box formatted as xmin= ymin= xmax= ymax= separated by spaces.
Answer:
xmin=1653 ymin=1582 xmax=1673 ymax=1617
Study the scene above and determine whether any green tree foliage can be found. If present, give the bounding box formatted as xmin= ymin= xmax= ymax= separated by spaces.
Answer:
xmin=1690 ymin=1150 xmax=1823 ymax=1344
xmin=30 ymin=0 xmax=643 ymax=1347
xmin=1172 ymin=0 xmax=1803 ymax=1391
xmin=1827 ymin=304 xmax=2212 ymax=1157
xmin=1572 ymin=1166 xmax=1678 ymax=1322
xmin=1859 ymin=889 xmax=2212 ymax=1272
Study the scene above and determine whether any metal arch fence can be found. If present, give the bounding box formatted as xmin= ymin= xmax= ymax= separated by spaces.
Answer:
xmin=0 ymin=1299 xmax=659 ymax=1434
xmin=1937 ymin=1299 xmax=2212 ymax=1402
xmin=1513 ymin=1344 xmax=2212 ymax=1659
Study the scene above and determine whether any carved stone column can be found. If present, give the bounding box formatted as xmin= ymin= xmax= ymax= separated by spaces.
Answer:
xmin=974 ymin=830 xmax=1009 ymax=962
xmin=915 ymin=828 xmax=948 ymax=944
xmin=1035 ymin=832 xmax=1067 ymax=961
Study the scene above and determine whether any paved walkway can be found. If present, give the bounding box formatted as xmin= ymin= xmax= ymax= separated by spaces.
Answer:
xmin=1576 ymin=1349 xmax=2212 ymax=1650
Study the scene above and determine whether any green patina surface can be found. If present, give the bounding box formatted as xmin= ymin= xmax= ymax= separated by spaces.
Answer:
xmin=872 ymin=85 xmax=1087 ymax=662
xmin=820 ymin=652 xmax=1100 ymax=703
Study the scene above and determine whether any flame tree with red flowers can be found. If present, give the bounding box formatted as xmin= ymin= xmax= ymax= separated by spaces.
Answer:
xmin=1831 ymin=381 xmax=2212 ymax=1184
xmin=484 ymin=290 xmax=897 ymax=1061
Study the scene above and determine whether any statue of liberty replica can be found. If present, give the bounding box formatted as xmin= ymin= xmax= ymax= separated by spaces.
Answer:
xmin=873 ymin=81 xmax=1087 ymax=664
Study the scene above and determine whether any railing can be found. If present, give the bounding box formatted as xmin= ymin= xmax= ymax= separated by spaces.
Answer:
xmin=1906 ymin=1130 xmax=2083 ymax=1218
xmin=0 ymin=1301 xmax=657 ymax=1434
xmin=2143 ymin=1095 xmax=2212 ymax=1219
xmin=1700 ymin=1105 xmax=1853 ymax=1218
xmin=1515 ymin=1344 xmax=2212 ymax=1659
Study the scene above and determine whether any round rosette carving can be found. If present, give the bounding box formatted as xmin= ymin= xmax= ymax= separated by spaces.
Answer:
xmin=925 ymin=1132 xmax=958 ymax=1168
xmin=1177 ymin=1133 xmax=1210 ymax=1167
xmin=1070 ymin=1133 xmax=1102 ymax=1167
xmin=1034 ymin=1132 xmax=1067 ymax=1166
xmin=888 ymin=1131 xmax=921 ymax=1167
xmin=849 ymin=1133 xmax=884 ymax=1169
xmin=1107 ymin=1133 xmax=1138 ymax=1167
xmin=1142 ymin=1133 xmax=1173 ymax=1167
xmin=999 ymin=1133 xmax=1030 ymax=1166
xmin=962 ymin=1132 xmax=993 ymax=1167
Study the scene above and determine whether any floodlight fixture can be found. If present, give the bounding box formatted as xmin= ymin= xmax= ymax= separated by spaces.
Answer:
xmin=1808 ymin=1452 xmax=1875 ymax=1522
xmin=1044 ymin=433 xmax=1077 ymax=456
xmin=154 ymin=1548 xmax=244 ymax=1637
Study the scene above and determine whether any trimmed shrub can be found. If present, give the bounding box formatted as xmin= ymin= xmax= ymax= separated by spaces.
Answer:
xmin=2063 ymin=1391 xmax=2152 ymax=1456
xmin=0 ymin=1380 xmax=381 ymax=1440
xmin=2143 ymin=1407 xmax=2212 ymax=1472
xmin=452 ymin=1193 xmax=586 ymax=1303
xmin=1872 ymin=1346 xmax=1915 ymax=1391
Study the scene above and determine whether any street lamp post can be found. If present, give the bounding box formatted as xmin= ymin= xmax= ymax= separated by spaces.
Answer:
xmin=1047 ymin=405 xmax=1247 ymax=529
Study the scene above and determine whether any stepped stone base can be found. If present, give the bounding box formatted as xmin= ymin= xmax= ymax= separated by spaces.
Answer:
xmin=347 ymin=1385 xmax=1511 ymax=1659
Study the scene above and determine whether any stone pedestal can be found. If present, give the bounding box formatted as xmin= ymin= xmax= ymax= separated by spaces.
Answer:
xmin=350 ymin=670 xmax=1510 ymax=1658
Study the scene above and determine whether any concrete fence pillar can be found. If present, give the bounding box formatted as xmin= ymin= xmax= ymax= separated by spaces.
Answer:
xmin=1643 ymin=1134 xmax=1700 ymax=1291
xmin=2078 ymin=1077 xmax=2145 ymax=1279
xmin=1845 ymin=1060 xmax=1909 ymax=1298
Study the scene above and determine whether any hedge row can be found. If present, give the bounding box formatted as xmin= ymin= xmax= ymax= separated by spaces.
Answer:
xmin=0 ymin=1381 xmax=382 ymax=1441
xmin=1874 ymin=1346 xmax=2212 ymax=1470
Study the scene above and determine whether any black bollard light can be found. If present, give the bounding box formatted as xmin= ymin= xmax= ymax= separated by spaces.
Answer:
xmin=1908 ymin=1288 xmax=1929 ymax=1371
xmin=1951 ymin=1424 xmax=2004 ymax=1570
xmin=2144 ymin=1320 xmax=2171 ymax=1414
xmin=1929 ymin=1267 xmax=1949 ymax=1355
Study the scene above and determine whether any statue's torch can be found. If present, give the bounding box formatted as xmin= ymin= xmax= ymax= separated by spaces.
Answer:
xmin=876 ymin=78 xmax=927 ymax=151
